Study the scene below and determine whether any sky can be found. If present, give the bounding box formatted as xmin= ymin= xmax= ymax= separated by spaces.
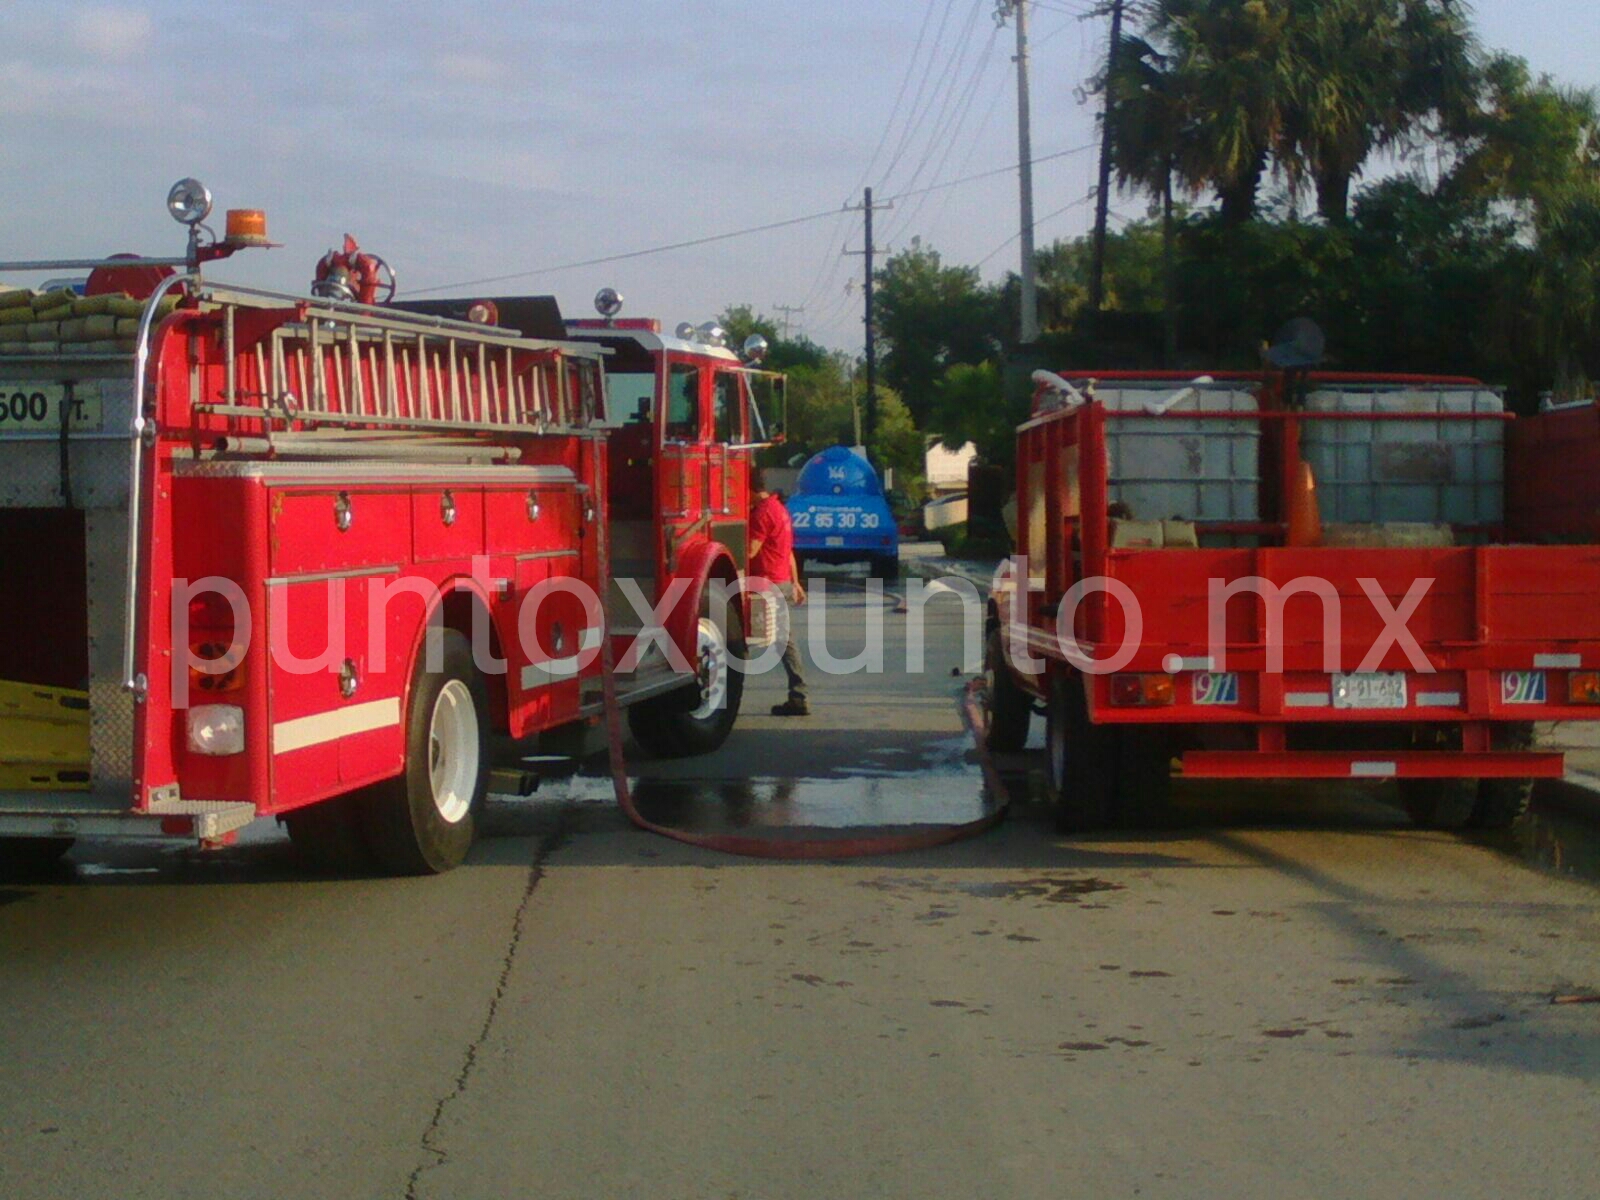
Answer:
xmin=1 ymin=1 xmax=1594 ymax=354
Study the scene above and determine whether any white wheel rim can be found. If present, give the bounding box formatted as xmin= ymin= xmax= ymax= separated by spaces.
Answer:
xmin=687 ymin=617 xmax=729 ymax=721
xmin=428 ymin=680 xmax=479 ymax=825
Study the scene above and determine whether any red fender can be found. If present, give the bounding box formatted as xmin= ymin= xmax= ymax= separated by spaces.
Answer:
xmin=665 ymin=540 xmax=743 ymax=662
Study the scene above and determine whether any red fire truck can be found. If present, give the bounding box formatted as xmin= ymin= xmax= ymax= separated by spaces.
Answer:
xmin=0 ymin=180 xmax=775 ymax=873
xmin=986 ymin=368 xmax=1600 ymax=833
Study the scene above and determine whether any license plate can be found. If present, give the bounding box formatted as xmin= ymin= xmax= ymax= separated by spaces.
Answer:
xmin=1192 ymin=671 xmax=1240 ymax=706
xmin=825 ymin=536 xmax=844 ymax=547
xmin=0 ymin=383 xmax=104 ymax=434
xmin=1333 ymin=672 xmax=1407 ymax=710
xmin=1501 ymin=671 xmax=1548 ymax=705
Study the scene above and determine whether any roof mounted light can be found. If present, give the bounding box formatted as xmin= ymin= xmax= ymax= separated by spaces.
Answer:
xmin=697 ymin=321 xmax=727 ymax=348
xmin=594 ymin=287 xmax=624 ymax=318
xmin=675 ymin=322 xmax=697 ymax=340
xmin=224 ymin=208 xmax=270 ymax=247
xmin=742 ymin=334 xmax=769 ymax=363
xmin=167 ymin=177 xmax=213 ymax=226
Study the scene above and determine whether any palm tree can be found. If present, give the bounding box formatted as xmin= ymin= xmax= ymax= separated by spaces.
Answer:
xmin=1132 ymin=0 xmax=1294 ymax=226
xmin=1105 ymin=0 xmax=1479 ymax=224
xmin=1281 ymin=0 xmax=1478 ymax=221
xmin=1106 ymin=32 xmax=1188 ymax=354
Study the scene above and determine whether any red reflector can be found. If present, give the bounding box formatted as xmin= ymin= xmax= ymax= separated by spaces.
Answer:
xmin=1111 ymin=675 xmax=1143 ymax=706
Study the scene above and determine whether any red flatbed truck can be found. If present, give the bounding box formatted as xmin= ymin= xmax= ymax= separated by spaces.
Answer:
xmin=986 ymin=368 xmax=1600 ymax=831
xmin=0 ymin=180 xmax=775 ymax=874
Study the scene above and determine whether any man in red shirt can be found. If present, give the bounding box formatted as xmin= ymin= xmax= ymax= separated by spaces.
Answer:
xmin=748 ymin=467 xmax=809 ymax=716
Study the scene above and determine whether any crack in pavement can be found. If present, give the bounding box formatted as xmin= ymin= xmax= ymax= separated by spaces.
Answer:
xmin=404 ymin=808 xmax=573 ymax=1200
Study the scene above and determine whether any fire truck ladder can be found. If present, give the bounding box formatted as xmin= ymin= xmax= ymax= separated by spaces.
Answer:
xmin=186 ymin=284 xmax=609 ymax=459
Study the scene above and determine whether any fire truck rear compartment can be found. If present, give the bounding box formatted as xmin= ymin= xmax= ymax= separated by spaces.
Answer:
xmin=0 ymin=509 xmax=89 ymax=692
xmin=0 ymin=368 xmax=139 ymax=832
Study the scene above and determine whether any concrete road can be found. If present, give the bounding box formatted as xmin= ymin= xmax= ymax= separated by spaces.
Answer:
xmin=2 ymin=580 xmax=1598 ymax=1200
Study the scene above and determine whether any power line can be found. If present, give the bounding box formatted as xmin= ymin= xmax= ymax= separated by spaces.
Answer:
xmin=883 ymin=21 xmax=1002 ymax=246
xmin=404 ymin=207 xmax=845 ymax=298
xmin=411 ymin=142 xmax=1098 ymax=299
xmin=975 ymin=193 xmax=1095 ymax=268
xmin=881 ymin=2 xmax=992 ymax=207
xmin=797 ymin=0 xmax=948 ymax=319
xmin=879 ymin=0 xmax=965 ymax=187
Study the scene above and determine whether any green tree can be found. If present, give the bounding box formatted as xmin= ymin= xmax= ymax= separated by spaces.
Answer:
xmin=874 ymin=242 xmax=1002 ymax=424
xmin=1280 ymin=0 xmax=1478 ymax=221
xmin=926 ymin=361 xmax=1030 ymax=469
xmin=1136 ymin=0 xmax=1295 ymax=226
xmin=1107 ymin=0 xmax=1479 ymax=224
xmin=1445 ymin=57 xmax=1600 ymax=396
xmin=718 ymin=304 xmax=830 ymax=372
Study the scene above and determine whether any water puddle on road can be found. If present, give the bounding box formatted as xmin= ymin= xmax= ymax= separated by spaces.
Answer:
xmin=544 ymin=770 xmax=1000 ymax=839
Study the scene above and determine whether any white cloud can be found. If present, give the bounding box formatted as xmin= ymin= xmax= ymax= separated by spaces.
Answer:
xmin=70 ymin=6 xmax=153 ymax=62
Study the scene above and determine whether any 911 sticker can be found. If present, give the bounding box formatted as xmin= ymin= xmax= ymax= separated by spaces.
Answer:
xmin=1501 ymin=671 xmax=1547 ymax=705
xmin=1192 ymin=671 xmax=1240 ymax=706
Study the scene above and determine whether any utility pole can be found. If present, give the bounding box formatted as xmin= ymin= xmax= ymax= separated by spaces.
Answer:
xmin=772 ymin=303 xmax=805 ymax=340
xmin=844 ymin=188 xmax=893 ymax=456
xmin=997 ymin=1 xmax=1040 ymax=345
xmin=1088 ymin=0 xmax=1125 ymax=314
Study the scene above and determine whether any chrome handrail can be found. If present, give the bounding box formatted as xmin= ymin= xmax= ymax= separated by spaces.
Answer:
xmin=122 ymin=273 xmax=196 ymax=698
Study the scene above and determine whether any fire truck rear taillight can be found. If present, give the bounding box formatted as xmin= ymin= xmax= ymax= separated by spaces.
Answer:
xmin=1110 ymin=674 xmax=1175 ymax=707
xmin=189 ymin=594 xmax=246 ymax=694
xmin=1569 ymin=672 xmax=1600 ymax=704
xmin=187 ymin=705 xmax=245 ymax=756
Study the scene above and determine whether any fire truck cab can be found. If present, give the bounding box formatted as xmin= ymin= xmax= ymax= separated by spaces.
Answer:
xmin=399 ymin=297 xmax=783 ymax=759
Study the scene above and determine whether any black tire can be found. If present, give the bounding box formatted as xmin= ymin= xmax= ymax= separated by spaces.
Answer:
xmin=1045 ymin=673 xmax=1117 ymax=832
xmin=0 ymin=837 xmax=73 ymax=878
xmin=283 ymin=794 xmax=375 ymax=874
xmin=1117 ymin=727 xmax=1173 ymax=828
xmin=360 ymin=629 xmax=490 ymax=875
xmin=1471 ymin=723 xmax=1537 ymax=829
xmin=983 ymin=625 xmax=1032 ymax=753
xmin=1399 ymin=779 xmax=1478 ymax=830
xmin=627 ymin=600 xmax=745 ymax=759
xmin=872 ymin=554 xmax=900 ymax=582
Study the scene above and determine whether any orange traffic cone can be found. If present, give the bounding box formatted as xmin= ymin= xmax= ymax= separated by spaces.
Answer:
xmin=1286 ymin=460 xmax=1323 ymax=547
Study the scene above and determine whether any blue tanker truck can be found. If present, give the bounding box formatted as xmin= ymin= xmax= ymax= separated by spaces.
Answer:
xmin=786 ymin=446 xmax=900 ymax=580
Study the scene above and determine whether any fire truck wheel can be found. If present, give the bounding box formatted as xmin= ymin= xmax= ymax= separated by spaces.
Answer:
xmin=0 ymin=837 xmax=73 ymax=877
xmin=1471 ymin=724 xmax=1536 ymax=829
xmin=361 ymin=630 xmax=490 ymax=874
xmin=1116 ymin=728 xmax=1173 ymax=828
xmin=1046 ymin=674 xmax=1116 ymax=832
xmin=283 ymin=795 xmax=374 ymax=874
xmin=983 ymin=625 xmax=1031 ymax=753
xmin=1398 ymin=779 xmax=1477 ymax=830
xmin=627 ymin=604 xmax=745 ymax=759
